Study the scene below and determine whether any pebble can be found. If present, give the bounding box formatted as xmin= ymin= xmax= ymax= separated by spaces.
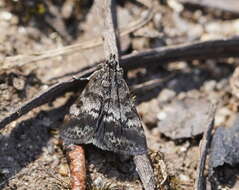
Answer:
xmin=94 ymin=177 xmax=103 ymax=187
xmin=168 ymin=0 xmax=184 ymax=12
xmin=215 ymin=107 xmax=232 ymax=126
xmin=138 ymin=99 xmax=160 ymax=126
xmin=157 ymin=111 xmax=167 ymax=120
xmin=158 ymin=88 xmax=176 ymax=102
xmin=132 ymin=37 xmax=150 ymax=50
xmin=58 ymin=164 xmax=69 ymax=177
xmin=0 ymin=11 xmax=12 ymax=21
xmin=13 ymin=77 xmax=25 ymax=91
xmin=153 ymin=13 xmax=162 ymax=29
xmin=216 ymin=79 xmax=228 ymax=90
xmin=1 ymin=168 xmax=10 ymax=174
xmin=203 ymin=80 xmax=217 ymax=92
xmin=179 ymin=174 xmax=190 ymax=182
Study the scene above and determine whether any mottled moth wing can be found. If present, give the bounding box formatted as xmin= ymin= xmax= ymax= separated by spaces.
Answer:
xmin=61 ymin=68 xmax=105 ymax=144
xmin=92 ymin=69 xmax=147 ymax=155
xmin=61 ymin=61 xmax=147 ymax=155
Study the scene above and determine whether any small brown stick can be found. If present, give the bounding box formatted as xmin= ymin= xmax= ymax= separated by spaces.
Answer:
xmin=194 ymin=104 xmax=216 ymax=190
xmin=65 ymin=145 xmax=86 ymax=190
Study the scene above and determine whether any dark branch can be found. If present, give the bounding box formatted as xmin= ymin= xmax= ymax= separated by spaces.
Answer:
xmin=122 ymin=36 xmax=239 ymax=70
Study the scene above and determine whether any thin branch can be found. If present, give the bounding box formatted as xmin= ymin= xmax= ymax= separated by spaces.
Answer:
xmin=121 ymin=36 xmax=239 ymax=70
xmin=194 ymin=104 xmax=216 ymax=190
xmin=101 ymin=0 xmax=120 ymax=60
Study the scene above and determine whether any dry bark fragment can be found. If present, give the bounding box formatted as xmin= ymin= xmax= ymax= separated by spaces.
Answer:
xmin=209 ymin=115 xmax=239 ymax=189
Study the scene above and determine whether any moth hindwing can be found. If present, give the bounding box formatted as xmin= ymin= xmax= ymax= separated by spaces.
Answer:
xmin=61 ymin=57 xmax=147 ymax=155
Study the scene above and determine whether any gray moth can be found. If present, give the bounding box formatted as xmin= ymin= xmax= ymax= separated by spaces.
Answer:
xmin=60 ymin=55 xmax=147 ymax=155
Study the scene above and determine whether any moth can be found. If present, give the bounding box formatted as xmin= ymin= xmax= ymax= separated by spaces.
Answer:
xmin=61 ymin=55 xmax=147 ymax=155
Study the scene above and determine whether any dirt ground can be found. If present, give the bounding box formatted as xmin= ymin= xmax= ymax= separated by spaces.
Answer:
xmin=0 ymin=0 xmax=239 ymax=189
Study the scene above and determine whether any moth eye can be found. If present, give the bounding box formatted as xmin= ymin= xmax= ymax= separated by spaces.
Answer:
xmin=102 ymin=80 xmax=110 ymax=88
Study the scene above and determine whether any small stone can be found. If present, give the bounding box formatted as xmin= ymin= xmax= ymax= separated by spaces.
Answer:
xmin=138 ymin=99 xmax=160 ymax=127
xmin=230 ymin=67 xmax=239 ymax=98
xmin=168 ymin=0 xmax=184 ymax=12
xmin=203 ymin=80 xmax=216 ymax=92
xmin=215 ymin=107 xmax=232 ymax=126
xmin=179 ymin=174 xmax=190 ymax=182
xmin=94 ymin=177 xmax=103 ymax=187
xmin=58 ymin=164 xmax=69 ymax=177
xmin=153 ymin=13 xmax=162 ymax=29
xmin=216 ymin=79 xmax=228 ymax=90
xmin=157 ymin=111 xmax=167 ymax=120
xmin=132 ymin=37 xmax=150 ymax=50
xmin=0 ymin=11 xmax=12 ymax=21
xmin=1 ymin=168 xmax=10 ymax=174
xmin=158 ymin=88 xmax=176 ymax=102
xmin=13 ymin=77 xmax=25 ymax=91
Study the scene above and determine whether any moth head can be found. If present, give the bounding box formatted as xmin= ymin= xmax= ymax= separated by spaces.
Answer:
xmin=106 ymin=59 xmax=117 ymax=69
xmin=116 ymin=67 xmax=124 ymax=77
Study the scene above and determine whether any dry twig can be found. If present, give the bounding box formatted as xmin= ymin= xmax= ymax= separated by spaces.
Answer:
xmin=122 ymin=36 xmax=239 ymax=70
xmin=194 ymin=104 xmax=216 ymax=190
xmin=65 ymin=145 xmax=86 ymax=190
